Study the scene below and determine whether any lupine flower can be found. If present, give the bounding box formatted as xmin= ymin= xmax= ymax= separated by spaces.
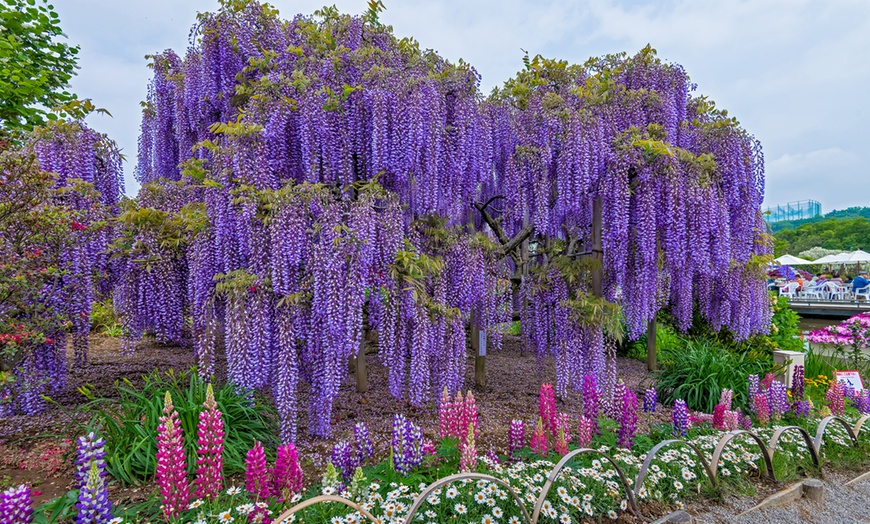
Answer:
xmin=582 ymin=375 xmax=599 ymax=434
xmin=486 ymin=448 xmax=500 ymax=464
xmin=712 ymin=404 xmax=726 ymax=430
xmin=422 ymin=439 xmax=437 ymax=458
xmin=794 ymin=400 xmax=811 ymax=418
xmin=768 ymin=381 xmax=790 ymax=419
xmin=0 ymin=485 xmax=33 ymax=524
xmin=843 ymin=384 xmax=856 ymax=401
xmin=643 ymin=387 xmax=657 ymax=414
xmin=76 ymin=462 xmax=112 ymax=524
xmin=617 ymin=386 xmax=638 ymax=449
xmin=610 ymin=381 xmax=628 ymax=421
xmin=539 ymin=384 xmax=557 ymax=439
xmin=330 ymin=441 xmax=357 ymax=482
xmin=555 ymin=413 xmax=571 ymax=443
xmin=391 ymin=414 xmax=423 ymax=476
xmin=459 ymin=422 xmax=477 ymax=472
xmin=463 ymin=391 xmax=479 ymax=440
xmin=272 ymin=443 xmax=303 ymax=501
xmin=761 ymin=373 xmax=775 ymax=390
xmin=508 ymin=419 xmax=524 ymax=457
xmin=553 ymin=424 xmax=568 ymax=456
xmin=755 ymin=394 xmax=770 ymax=426
xmin=438 ymin=387 xmax=454 ymax=440
xmin=75 ymin=433 xmax=111 ymax=524
xmin=826 ymin=381 xmax=845 ymax=416
xmin=672 ymin=400 xmax=688 ymax=437
xmin=156 ymin=391 xmax=190 ymax=519
xmin=354 ymin=422 xmax=373 ymax=465
xmin=724 ymin=410 xmax=739 ymax=431
xmin=719 ymin=389 xmax=733 ymax=411
xmin=530 ymin=417 xmax=548 ymax=456
xmin=245 ymin=441 xmax=271 ymax=499
xmin=739 ymin=414 xmax=753 ymax=430
xmin=791 ymin=365 xmax=805 ymax=402
xmin=747 ymin=375 xmax=760 ymax=413
xmin=194 ymin=383 xmax=224 ymax=501
xmin=577 ymin=416 xmax=593 ymax=448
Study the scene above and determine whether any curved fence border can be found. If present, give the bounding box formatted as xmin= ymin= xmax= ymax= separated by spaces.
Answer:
xmin=271 ymin=414 xmax=870 ymax=524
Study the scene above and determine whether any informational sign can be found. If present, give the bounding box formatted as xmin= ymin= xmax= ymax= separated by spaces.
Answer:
xmin=835 ymin=370 xmax=865 ymax=391
xmin=478 ymin=330 xmax=487 ymax=357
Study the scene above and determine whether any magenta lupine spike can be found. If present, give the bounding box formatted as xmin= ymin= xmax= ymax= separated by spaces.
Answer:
xmin=463 ymin=390 xmax=479 ymax=440
xmin=712 ymin=404 xmax=726 ymax=430
xmin=438 ymin=387 xmax=451 ymax=439
xmin=245 ymin=441 xmax=271 ymax=500
xmin=672 ymin=400 xmax=688 ymax=437
xmin=617 ymin=386 xmax=638 ymax=449
xmin=826 ymin=381 xmax=845 ymax=416
xmin=761 ymin=373 xmax=775 ymax=390
xmin=577 ymin=416 xmax=593 ymax=448
xmin=272 ymin=443 xmax=303 ymax=502
xmin=755 ymin=394 xmax=770 ymax=426
xmin=508 ymin=419 xmax=524 ymax=457
xmin=539 ymin=384 xmax=557 ymax=439
xmin=555 ymin=413 xmax=571 ymax=444
xmin=724 ymin=410 xmax=739 ymax=431
xmin=719 ymin=389 xmax=733 ymax=411
xmin=530 ymin=417 xmax=548 ymax=456
xmin=459 ymin=422 xmax=477 ymax=472
xmin=156 ymin=392 xmax=190 ymax=520
xmin=194 ymin=383 xmax=224 ymax=501
xmin=0 ymin=485 xmax=33 ymax=524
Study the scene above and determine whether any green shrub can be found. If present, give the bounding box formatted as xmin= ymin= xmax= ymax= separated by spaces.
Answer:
xmin=77 ymin=368 xmax=277 ymax=485
xmin=89 ymin=297 xmax=123 ymax=337
xmin=656 ymin=338 xmax=770 ymax=413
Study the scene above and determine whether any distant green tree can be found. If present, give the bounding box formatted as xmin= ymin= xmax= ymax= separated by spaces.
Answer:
xmin=770 ymin=206 xmax=870 ymax=233
xmin=773 ymin=217 xmax=870 ymax=256
xmin=0 ymin=0 xmax=79 ymax=134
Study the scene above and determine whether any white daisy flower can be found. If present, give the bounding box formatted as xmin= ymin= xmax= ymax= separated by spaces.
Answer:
xmin=226 ymin=486 xmax=242 ymax=496
xmin=216 ymin=511 xmax=234 ymax=524
xmin=455 ymin=503 xmax=468 ymax=514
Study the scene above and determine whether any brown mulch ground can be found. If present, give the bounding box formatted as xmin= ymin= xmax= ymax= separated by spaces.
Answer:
xmin=0 ymin=334 xmax=667 ymax=508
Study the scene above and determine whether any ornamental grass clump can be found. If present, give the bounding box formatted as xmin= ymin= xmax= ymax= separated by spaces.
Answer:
xmin=156 ymin=391 xmax=190 ymax=519
xmin=0 ymin=485 xmax=33 ymax=524
xmin=194 ymin=383 xmax=224 ymax=501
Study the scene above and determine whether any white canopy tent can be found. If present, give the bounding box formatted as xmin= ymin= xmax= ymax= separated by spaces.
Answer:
xmin=774 ymin=254 xmax=813 ymax=266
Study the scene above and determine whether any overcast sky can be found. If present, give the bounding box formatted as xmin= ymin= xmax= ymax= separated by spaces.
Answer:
xmin=54 ymin=0 xmax=870 ymax=213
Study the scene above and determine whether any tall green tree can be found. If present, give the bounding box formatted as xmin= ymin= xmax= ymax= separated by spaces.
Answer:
xmin=0 ymin=0 xmax=79 ymax=134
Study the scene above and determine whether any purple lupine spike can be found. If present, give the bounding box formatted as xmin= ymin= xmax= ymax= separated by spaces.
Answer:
xmin=0 ymin=485 xmax=34 ymax=524
xmin=643 ymin=387 xmax=657 ymax=413
xmin=672 ymin=400 xmax=688 ymax=437
xmin=354 ymin=422 xmax=373 ymax=465
xmin=617 ymin=386 xmax=638 ymax=449
xmin=508 ymin=419 xmax=524 ymax=457
xmin=791 ymin=365 xmax=805 ymax=402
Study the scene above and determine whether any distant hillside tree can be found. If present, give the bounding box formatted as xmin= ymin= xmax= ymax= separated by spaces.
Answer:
xmin=770 ymin=206 xmax=870 ymax=233
xmin=774 ymin=217 xmax=870 ymax=256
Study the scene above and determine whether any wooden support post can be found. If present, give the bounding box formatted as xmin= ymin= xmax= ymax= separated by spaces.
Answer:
xmin=647 ymin=317 xmax=657 ymax=372
xmin=591 ymin=197 xmax=603 ymax=298
xmin=471 ymin=322 xmax=486 ymax=388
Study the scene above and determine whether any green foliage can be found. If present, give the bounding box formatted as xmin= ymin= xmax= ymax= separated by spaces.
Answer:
xmin=89 ymin=297 xmax=122 ymax=337
xmin=765 ymin=294 xmax=804 ymax=352
xmin=769 ymin=206 xmax=870 ymax=233
xmin=0 ymin=0 xmax=80 ymax=134
xmin=31 ymin=489 xmax=79 ymax=524
xmin=773 ymin=216 xmax=870 ymax=257
xmin=656 ymin=338 xmax=770 ymax=413
xmin=74 ymin=368 xmax=277 ymax=485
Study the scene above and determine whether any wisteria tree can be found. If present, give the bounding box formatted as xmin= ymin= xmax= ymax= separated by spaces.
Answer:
xmin=118 ymin=0 xmax=770 ymax=440
xmin=0 ymin=109 xmax=122 ymax=415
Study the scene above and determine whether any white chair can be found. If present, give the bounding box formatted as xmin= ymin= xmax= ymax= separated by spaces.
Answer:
xmin=825 ymin=281 xmax=847 ymax=301
xmin=855 ymin=285 xmax=870 ymax=301
xmin=802 ymin=283 xmax=824 ymax=300
xmin=779 ymin=282 xmax=800 ymax=299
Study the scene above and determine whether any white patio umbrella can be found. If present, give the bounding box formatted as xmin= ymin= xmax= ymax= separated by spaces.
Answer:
xmin=812 ymin=254 xmax=840 ymax=264
xmin=774 ymin=254 xmax=813 ymax=265
xmin=826 ymin=250 xmax=870 ymax=264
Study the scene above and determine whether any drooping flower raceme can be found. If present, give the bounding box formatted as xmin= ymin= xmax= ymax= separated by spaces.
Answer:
xmin=194 ymin=383 xmax=224 ymax=501
xmin=0 ymin=485 xmax=33 ymax=524
xmin=245 ymin=441 xmax=271 ymax=499
xmin=156 ymin=391 xmax=190 ymax=519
